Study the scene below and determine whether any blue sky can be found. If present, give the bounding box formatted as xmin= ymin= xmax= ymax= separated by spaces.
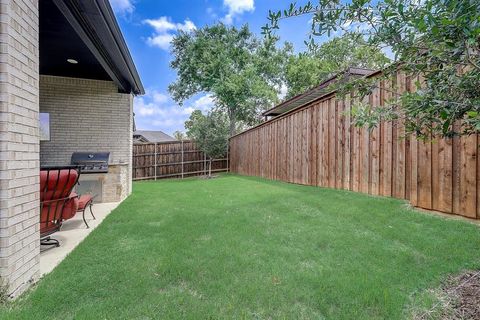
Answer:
xmin=110 ymin=0 xmax=314 ymax=135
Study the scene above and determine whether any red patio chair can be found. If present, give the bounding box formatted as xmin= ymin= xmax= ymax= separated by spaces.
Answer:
xmin=40 ymin=166 xmax=80 ymax=247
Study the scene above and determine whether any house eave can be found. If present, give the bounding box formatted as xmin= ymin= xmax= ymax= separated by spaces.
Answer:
xmin=52 ymin=0 xmax=144 ymax=95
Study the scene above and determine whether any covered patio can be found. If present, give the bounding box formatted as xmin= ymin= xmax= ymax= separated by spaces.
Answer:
xmin=37 ymin=0 xmax=144 ymax=276
xmin=0 ymin=0 xmax=143 ymax=297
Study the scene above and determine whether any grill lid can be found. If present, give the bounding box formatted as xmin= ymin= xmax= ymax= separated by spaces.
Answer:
xmin=71 ymin=152 xmax=110 ymax=173
xmin=71 ymin=152 xmax=110 ymax=164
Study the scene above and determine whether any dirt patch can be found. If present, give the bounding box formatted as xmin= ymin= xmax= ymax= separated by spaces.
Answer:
xmin=198 ymin=174 xmax=219 ymax=179
xmin=414 ymin=271 xmax=480 ymax=319
xmin=441 ymin=271 xmax=480 ymax=319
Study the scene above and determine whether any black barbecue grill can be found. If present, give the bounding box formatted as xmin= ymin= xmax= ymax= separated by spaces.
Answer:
xmin=71 ymin=152 xmax=110 ymax=174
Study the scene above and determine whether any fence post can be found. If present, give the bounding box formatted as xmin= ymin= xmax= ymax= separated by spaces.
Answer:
xmin=154 ymin=142 xmax=157 ymax=180
xmin=226 ymin=145 xmax=229 ymax=173
xmin=181 ymin=140 xmax=184 ymax=179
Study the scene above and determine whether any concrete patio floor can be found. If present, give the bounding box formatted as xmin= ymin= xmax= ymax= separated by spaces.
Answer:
xmin=40 ymin=202 xmax=120 ymax=276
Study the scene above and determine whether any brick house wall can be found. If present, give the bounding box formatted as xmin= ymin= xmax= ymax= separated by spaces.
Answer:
xmin=0 ymin=0 xmax=40 ymax=297
xmin=39 ymin=75 xmax=134 ymax=198
xmin=39 ymin=75 xmax=133 ymax=166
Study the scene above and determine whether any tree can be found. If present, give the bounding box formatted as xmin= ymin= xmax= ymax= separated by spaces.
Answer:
xmin=185 ymin=110 xmax=229 ymax=177
xmin=184 ymin=110 xmax=206 ymax=140
xmin=169 ymin=23 xmax=291 ymax=136
xmin=263 ymin=0 xmax=480 ymax=138
xmin=173 ymin=130 xmax=186 ymax=141
xmin=285 ymin=32 xmax=390 ymax=98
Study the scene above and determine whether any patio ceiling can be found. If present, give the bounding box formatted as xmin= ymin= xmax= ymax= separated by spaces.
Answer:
xmin=40 ymin=0 xmax=144 ymax=95
xmin=40 ymin=0 xmax=110 ymax=81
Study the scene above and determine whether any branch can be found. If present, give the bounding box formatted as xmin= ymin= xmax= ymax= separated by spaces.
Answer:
xmin=276 ymin=7 xmax=346 ymax=22
xmin=465 ymin=42 xmax=480 ymax=71
xmin=358 ymin=10 xmax=379 ymax=34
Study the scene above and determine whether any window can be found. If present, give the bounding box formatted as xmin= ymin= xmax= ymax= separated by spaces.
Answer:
xmin=40 ymin=113 xmax=50 ymax=141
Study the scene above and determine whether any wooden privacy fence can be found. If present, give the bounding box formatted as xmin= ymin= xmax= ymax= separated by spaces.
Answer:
xmin=133 ymin=140 xmax=228 ymax=180
xmin=230 ymin=72 xmax=480 ymax=219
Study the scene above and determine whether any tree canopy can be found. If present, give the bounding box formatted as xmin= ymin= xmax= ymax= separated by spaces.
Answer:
xmin=172 ymin=131 xmax=186 ymax=141
xmin=285 ymin=32 xmax=390 ymax=98
xmin=185 ymin=110 xmax=229 ymax=177
xmin=263 ymin=0 xmax=480 ymax=138
xmin=169 ymin=24 xmax=290 ymax=136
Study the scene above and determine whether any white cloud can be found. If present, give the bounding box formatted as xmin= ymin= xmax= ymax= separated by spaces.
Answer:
xmin=144 ymin=17 xmax=196 ymax=34
xmin=144 ymin=17 xmax=176 ymax=33
xmin=278 ymin=83 xmax=288 ymax=100
xmin=152 ymin=92 xmax=169 ymax=104
xmin=222 ymin=0 xmax=255 ymax=24
xmin=110 ymin=0 xmax=134 ymax=15
xmin=381 ymin=46 xmax=395 ymax=60
xmin=143 ymin=16 xmax=196 ymax=50
xmin=193 ymin=94 xmax=215 ymax=111
xmin=329 ymin=19 xmax=372 ymax=37
xmin=178 ymin=20 xmax=196 ymax=32
xmin=224 ymin=0 xmax=255 ymax=15
xmin=146 ymin=34 xmax=174 ymax=50
xmin=134 ymin=91 xmax=215 ymax=135
xmin=134 ymin=97 xmax=158 ymax=116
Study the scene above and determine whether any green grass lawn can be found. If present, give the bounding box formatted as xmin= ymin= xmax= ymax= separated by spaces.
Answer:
xmin=1 ymin=174 xmax=480 ymax=319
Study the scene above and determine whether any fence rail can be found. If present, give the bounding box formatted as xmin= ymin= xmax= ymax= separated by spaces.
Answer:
xmin=230 ymin=72 xmax=480 ymax=220
xmin=133 ymin=140 xmax=228 ymax=180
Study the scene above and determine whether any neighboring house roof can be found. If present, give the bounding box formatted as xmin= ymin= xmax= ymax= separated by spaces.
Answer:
xmin=262 ymin=67 xmax=374 ymax=117
xmin=45 ymin=0 xmax=144 ymax=95
xmin=133 ymin=131 xmax=177 ymax=143
xmin=231 ymin=67 xmax=383 ymax=140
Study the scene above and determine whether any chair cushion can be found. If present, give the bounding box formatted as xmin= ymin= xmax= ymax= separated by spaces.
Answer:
xmin=61 ymin=195 xmax=79 ymax=220
xmin=40 ymin=169 xmax=79 ymax=202
xmin=78 ymin=194 xmax=93 ymax=211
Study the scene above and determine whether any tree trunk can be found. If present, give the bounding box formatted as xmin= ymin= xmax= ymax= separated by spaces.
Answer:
xmin=209 ymin=158 xmax=212 ymax=178
xmin=228 ymin=109 xmax=236 ymax=136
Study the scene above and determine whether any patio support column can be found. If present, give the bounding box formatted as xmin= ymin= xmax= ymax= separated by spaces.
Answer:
xmin=0 ymin=0 xmax=40 ymax=297
xmin=128 ymin=93 xmax=133 ymax=195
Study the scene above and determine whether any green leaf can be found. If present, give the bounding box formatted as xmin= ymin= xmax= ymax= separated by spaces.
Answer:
xmin=467 ymin=111 xmax=478 ymax=118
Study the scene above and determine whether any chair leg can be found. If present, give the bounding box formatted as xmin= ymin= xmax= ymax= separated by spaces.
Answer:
xmin=82 ymin=208 xmax=90 ymax=229
xmin=41 ymin=236 xmax=60 ymax=247
xmin=89 ymin=202 xmax=96 ymax=220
